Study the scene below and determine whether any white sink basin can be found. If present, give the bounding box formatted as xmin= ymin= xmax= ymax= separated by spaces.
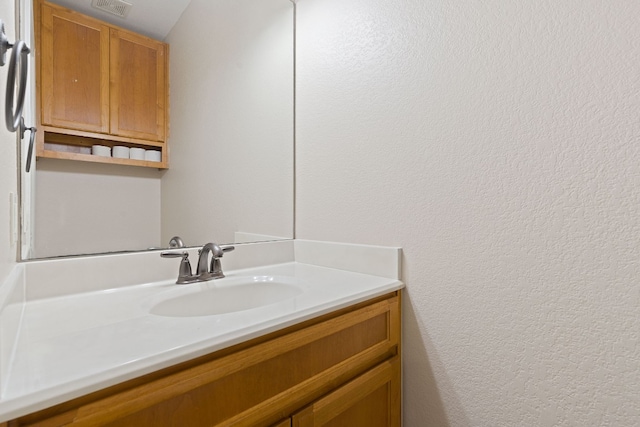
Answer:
xmin=149 ymin=276 xmax=303 ymax=317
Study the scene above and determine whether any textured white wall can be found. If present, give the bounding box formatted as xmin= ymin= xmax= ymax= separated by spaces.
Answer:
xmin=296 ymin=0 xmax=640 ymax=425
xmin=34 ymin=161 xmax=161 ymax=258
xmin=162 ymin=0 xmax=294 ymax=246
xmin=0 ymin=0 xmax=17 ymax=281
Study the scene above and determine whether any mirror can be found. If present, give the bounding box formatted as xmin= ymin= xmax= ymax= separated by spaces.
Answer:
xmin=19 ymin=0 xmax=294 ymax=259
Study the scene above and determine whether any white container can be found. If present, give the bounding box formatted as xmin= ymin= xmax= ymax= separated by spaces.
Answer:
xmin=144 ymin=150 xmax=162 ymax=162
xmin=91 ymin=145 xmax=111 ymax=157
xmin=130 ymin=148 xmax=146 ymax=160
xmin=112 ymin=146 xmax=130 ymax=159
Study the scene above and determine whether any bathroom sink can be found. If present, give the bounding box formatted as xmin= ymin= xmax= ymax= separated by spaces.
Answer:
xmin=149 ymin=276 xmax=303 ymax=317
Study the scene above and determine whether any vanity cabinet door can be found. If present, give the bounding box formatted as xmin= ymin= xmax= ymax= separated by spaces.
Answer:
xmin=40 ymin=3 xmax=110 ymax=133
xmin=110 ymin=29 xmax=167 ymax=142
xmin=292 ymin=357 xmax=401 ymax=427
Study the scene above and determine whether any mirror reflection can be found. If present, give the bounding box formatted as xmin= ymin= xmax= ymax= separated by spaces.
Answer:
xmin=20 ymin=0 xmax=294 ymax=259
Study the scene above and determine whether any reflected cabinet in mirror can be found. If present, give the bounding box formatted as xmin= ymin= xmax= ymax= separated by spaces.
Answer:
xmin=20 ymin=0 xmax=294 ymax=259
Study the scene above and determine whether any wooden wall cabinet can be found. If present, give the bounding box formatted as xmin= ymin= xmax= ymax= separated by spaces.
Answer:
xmin=35 ymin=0 xmax=169 ymax=169
xmin=7 ymin=292 xmax=401 ymax=427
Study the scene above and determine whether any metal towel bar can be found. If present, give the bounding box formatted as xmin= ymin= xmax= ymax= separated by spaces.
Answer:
xmin=0 ymin=19 xmax=31 ymax=133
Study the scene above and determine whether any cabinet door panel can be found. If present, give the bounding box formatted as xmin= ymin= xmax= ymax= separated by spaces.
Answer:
xmin=293 ymin=357 xmax=401 ymax=427
xmin=110 ymin=30 xmax=167 ymax=142
xmin=41 ymin=4 xmax=110 ymax=133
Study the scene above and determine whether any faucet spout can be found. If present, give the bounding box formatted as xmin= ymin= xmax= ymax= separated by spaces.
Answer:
xmin=196 ymin=243 xmax=224 ymax=279
xmin=196 ymin=242 xmax=231 ymax=280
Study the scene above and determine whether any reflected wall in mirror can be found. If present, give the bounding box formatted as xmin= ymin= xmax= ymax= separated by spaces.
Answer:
xmin=21 ymin=0 xmax=294 ymax=259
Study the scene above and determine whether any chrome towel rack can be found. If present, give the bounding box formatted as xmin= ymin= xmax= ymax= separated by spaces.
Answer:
xmin=0 ymin=18 xmax=36 ymax=172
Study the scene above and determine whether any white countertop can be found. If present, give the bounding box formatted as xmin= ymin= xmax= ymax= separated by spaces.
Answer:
xmin=0 ymin=261 xmax=403 ymax=422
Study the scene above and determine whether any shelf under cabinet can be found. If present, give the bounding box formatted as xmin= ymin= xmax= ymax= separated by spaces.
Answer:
xmin=37 ymin=149 xmax=167 ymax=169
xmin=36 ymin=127 xmax=168 ymax=169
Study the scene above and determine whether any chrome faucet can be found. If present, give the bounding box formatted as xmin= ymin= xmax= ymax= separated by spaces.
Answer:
xmin=161 ymin=242 xmax=235 ymax=284
xmin=196 ymin=242 xmax=235 ymax=280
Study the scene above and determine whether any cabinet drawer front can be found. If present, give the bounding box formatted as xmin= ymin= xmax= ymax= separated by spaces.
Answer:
xmin=17 ymin=294 xmax=400 ymax=427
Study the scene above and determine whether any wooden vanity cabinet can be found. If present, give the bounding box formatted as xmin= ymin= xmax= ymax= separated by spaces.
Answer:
xmin=8 ymin=292 xmax=401 ymax=427
xmin=35 ymin=0 xmax=169 ymax=168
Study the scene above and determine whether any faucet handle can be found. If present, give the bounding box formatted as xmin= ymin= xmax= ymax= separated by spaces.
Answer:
xmin=161 ymin=251 xmax=195 ymax=284
xmin=207 ymin=245 xmax=235 ymax=279
xmin=160 ymin=250 xmax=186 ymax=258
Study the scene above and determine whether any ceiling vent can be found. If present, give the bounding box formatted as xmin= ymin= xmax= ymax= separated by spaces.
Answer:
xmin=91 ymin=0 xmax=133 ymax=18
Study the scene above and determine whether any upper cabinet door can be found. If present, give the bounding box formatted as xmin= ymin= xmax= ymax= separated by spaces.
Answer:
xmin=40 ymin=4 xmax=110 ymax=133
xmin=109 ymin=30 xmax=167 ymax=142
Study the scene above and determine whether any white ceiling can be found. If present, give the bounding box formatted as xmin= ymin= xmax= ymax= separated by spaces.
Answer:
xmin=48 ymin=0 xmax=193 ymax=40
